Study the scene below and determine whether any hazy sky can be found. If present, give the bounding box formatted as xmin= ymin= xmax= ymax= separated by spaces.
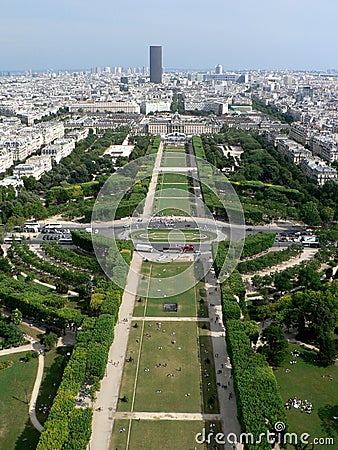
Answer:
xmin=1 ymin=0 xmax=337 ymax=71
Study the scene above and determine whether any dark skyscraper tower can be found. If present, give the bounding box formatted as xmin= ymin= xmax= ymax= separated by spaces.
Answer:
xmin=150 ymin=46 xmax=162 ymax=83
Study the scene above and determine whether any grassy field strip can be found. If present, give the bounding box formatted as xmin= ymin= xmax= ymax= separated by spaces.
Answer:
xmin=125 ymin=265 xmax=152 ymax=449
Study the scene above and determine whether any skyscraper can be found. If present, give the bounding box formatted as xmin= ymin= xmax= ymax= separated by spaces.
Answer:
xmin=215 ymin=64 xmax=223 ymax=74
xmin=150 ymin=46 xmax=162 ymax=83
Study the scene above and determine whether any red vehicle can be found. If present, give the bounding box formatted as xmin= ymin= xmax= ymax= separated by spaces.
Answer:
xmin=162 ymin=243 xmax=195 ymax=252
xmin=182 ymin=244 xmax=194 ymax=252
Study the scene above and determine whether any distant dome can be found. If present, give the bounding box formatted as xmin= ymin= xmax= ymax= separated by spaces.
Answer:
xmin=172 ymin=112 xmax=181 ymax=120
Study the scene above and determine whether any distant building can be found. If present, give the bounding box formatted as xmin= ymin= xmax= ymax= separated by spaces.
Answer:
xmin=13 ymin=155 xmax=52 ymax=180
xmin=277 ymin=138 xmax=311 ymax=164
xmin=69 ymin=100 xmax=140 ymax=114
xmin=215 ymin=64 xmax=223 ymax=75
xmin=140 ymin=100 xmax=171 ymax=115
xmin=0 ymin=146 xmax=14 ymax=173
xmin=150 ymin=46 xmax=162 ymax=84
xmin=146 ymin=113 xmax=222 ymax=136
xmin=300 ymin=158 xmax=337 ymax=186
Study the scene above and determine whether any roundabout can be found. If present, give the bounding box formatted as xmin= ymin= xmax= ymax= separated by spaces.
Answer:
xmin=130 ymin=228 xmax=217 ymax=242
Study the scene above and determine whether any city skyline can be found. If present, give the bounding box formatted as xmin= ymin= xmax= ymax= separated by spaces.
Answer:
xmin=1 ymin=0 xmax=338 ymax=71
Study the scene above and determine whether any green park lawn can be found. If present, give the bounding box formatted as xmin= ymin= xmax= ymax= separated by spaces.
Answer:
xmin=0 ymin=352 xmax=39 ymax=450
xmin=163 ymin=145 xmax=186 ymax=153
xmin=156 ymin=182 xmax=189 ymax=192
xmin=118 ymin=321 xmax=202 ymax=413
xmin=158 ymin=187 xmax=190 ymax=197
xmin=159 ymin=182 xmax=189 ymax=192
xmin=110 ymin=419 xmax=224 ymax=450
xmin=161 ymin=154 xmax=187 ymax=168
xmin=161 ymin=173 xmax=189 ymax=184
xmin=134 ymin=261 xmax=206 ymax=317
xmin=153 ymin=196 xmax=191 ymax=216
xmin=275 ymin=343 xmax=338 ymax=449
xmin=113 ymin=258 xmax=220 ymax=449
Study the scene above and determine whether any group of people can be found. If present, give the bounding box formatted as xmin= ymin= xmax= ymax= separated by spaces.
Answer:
xmin=285 ymin=397 xmax=313 ymax=414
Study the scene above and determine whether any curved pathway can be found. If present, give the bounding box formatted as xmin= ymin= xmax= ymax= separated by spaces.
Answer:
xmin=29 ymin=351 xmax=44 ymax=432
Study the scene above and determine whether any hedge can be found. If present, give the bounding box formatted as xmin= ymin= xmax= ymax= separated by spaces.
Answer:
xmin=226 ymin=320 xmax=287 ymax=450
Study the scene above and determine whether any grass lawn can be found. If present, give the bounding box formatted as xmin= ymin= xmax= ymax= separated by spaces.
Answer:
xmin=161 ymin=154 xmax=187 ymax=168
xmin=275 ymin=343 xmax=338 ymax=449
xmin=117 ymin=321 xmax=203 ymax=413
xmin=154 ymin=196 xmax=191 ymax=216
xmin=158 ymin=188 xmax=190 ymax=198
xmin=113 ymin=255 xmax=221 ymax=449
xmin=161 ymin=173 xmax=189 ymax=184
xmin=156 ymin=182 xmax=188 ymax=192
xmin=0 ymin=352 xmax=39 ymax=450
xmin=35 ymin=346 xmax=73 ymax=425
xmin=110 ymin=420 xmax=224 ymax=450
xmin=157 ymin=183 xmax=189 ymax=192
xmin=135 ymin=321 xmax=202 ymax=412
xmin=134 ymin=261 xmax=205 ymax=317
xmin=163 ymin=145 xmax=186 ymax=153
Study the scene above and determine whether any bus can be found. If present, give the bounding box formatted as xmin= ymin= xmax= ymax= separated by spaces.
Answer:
xmin=4 ymin=237 xmax=22 ymax=244
xmin=43 ymin=223 xmax=63 ymax=230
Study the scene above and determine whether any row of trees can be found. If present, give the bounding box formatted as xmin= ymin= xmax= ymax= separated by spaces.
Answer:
xmin=238 ymin=244 xmax=303 ymax=273
xmin=218 ymin=258 xmax=289 ymax=448
xmin=36 ymin=345 xmax=91 ymax=450
xmin=9 ymin=242 xmax=89 ymax=286
xmin=252 ymin=98 xmax=294 ymax=124
xmin=212 ymin=233 xmax=276 ymax=277
xmin=0 ymin=275 xmax=82 ymax=330
xmin=42 ymin=242 xmax=102 ymax=273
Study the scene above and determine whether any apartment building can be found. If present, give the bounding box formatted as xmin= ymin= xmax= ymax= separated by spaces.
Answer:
xmin=277 ymin=138 xmax=312 ymax=164
xmin=311 ymin=134 xmax=338 ymax=163
xmin=0 ymin=147 xmax=14 ymax=173
xmin=299 ymin=158 xmax=337 ymax=186
xmin=37 ymin=122 xmax=65 ymax=145
xmin=13 ymin=155 xmax=52 ymax=180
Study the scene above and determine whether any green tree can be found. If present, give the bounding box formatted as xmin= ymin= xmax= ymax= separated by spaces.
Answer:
xmin=41 ymin=332 xmax=58 ymax=351
xmin=274 ymin=271 xmax=292 ymax=294
xmin=320 ymin=206 xmax=334 ymax=223
xmin=300 ymin=202 xmax=321 ymax=226
xmin=55 ymin=281 xmax=69 ymax=294
xmin=316 ymin=334 xmax=337 ymax=367
xmin=259 ymin=325 xmax=288 ymax=367
xmin=10 ymin=308 xmax=22 ymax=325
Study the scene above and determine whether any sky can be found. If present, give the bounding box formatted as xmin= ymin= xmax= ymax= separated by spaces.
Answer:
xmin=1 ymin=0 xmax=337 ymax=71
